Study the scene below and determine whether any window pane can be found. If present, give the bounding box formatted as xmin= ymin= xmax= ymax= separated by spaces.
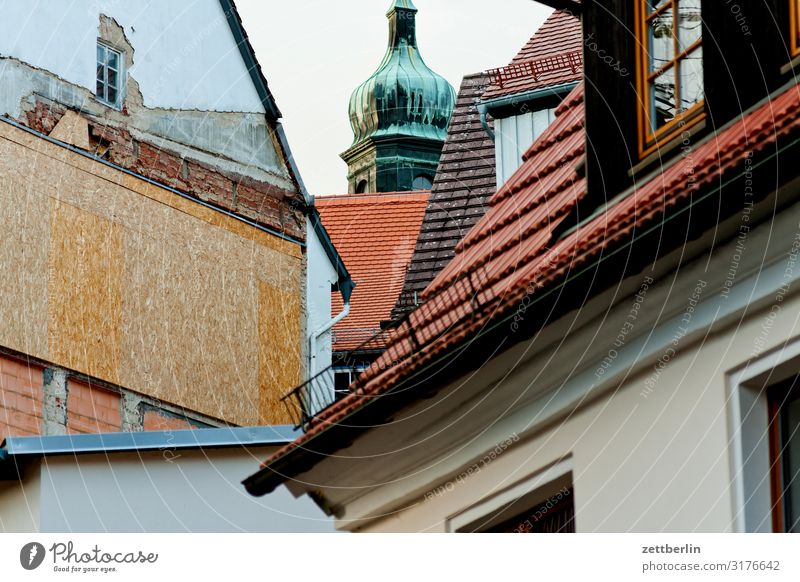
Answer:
xmin=646 ymin=0 xmax=669 ymax=13
xmin=784 ymin=396 xmax=800 ymax=532
xmin=96 ymin=79 xmax=105 ymax=99
xmin=107 ymin=86 xmax=117 ymax=105
xmin=107 ymin=50 xmax=118 ymax=71
xmin=108 ymin=68 xmax=117 ymax=90
xmin=677 ymin=0 xmax=702 ymax=52
xmin=97 ymin=44 xmax=104 ymax=63
xmin=679 ymin=46 xmax=703 ymax=111
xmin=97 ymin=64 xmax=105 ymax=81
xmin=651 ymin=66 xmax=676 ymax=131
xmin=648 ymin=8 xmax=674 ymax=72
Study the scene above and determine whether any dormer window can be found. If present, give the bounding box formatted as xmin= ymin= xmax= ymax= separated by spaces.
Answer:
xmin=96 ymin=42 xmax=122 ymax=108
xmin=636 ymin=0 xmax=704 ymax=156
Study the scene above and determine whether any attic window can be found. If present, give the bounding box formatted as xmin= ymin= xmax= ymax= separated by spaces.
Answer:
xmin=96 ymin=42 xmax=122 ymax=108
xmin=635 ymin=0 xmax=704 ymax=156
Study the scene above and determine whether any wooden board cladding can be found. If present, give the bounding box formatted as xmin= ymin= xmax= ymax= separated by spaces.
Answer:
xmin=0 ymin=121 xmax=303 ymax=426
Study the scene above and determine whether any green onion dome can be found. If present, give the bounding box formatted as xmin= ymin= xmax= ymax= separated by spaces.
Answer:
xmin=348 ymin=0 xmax=456 ymax=145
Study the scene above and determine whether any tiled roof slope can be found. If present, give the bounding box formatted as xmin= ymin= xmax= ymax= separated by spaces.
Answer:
xmin=394 ymin=73 xmax=496 ymax=314
xmin=257 ymin=79 xmax=800 ymax=472
xmin=482 ymin=9 xmax=583 ymax=101
xmin=316 ymin=192 xmax=430 ymax=351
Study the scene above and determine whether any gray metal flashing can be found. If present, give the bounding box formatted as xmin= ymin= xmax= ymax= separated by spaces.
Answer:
xmin=218 ymin=0 xmax=282 ymax=122
xmin=480 ymin=81 xmax=579 ymax=116
xmin=0 ymin=426 xmax=300 ymax=458
xmin=274 ymin=115 xmax=354 ymax=303
xmin=0 ymin=116 xmax=305 ymax=247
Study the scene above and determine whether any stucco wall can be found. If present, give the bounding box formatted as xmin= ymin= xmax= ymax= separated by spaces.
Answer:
xmin=0 ymin=0 xmax=263 ymax=113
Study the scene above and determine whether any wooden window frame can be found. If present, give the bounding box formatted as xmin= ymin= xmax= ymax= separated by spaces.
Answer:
xmin=792 ymin=0 xmax=800 ymax=57
xmin=635 ymin=0 xmax=706 ymax=158
xmin=767 ymin=378 xmax=800 ymax=533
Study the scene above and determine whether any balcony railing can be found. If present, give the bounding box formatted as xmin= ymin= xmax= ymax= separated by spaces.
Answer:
xmin=487 ymin=50 xmax=582 ymax=88
xmin=281 ymin=265 xmax=491 ymax=431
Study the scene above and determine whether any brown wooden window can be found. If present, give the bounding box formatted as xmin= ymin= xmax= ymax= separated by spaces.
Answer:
xmin=792 ymin=0 xmax=800 ymax=57
xmin=635 ymin=0 xmax=704 ymax=156
xmin=768 ymin=378 xmax=800 ymax=532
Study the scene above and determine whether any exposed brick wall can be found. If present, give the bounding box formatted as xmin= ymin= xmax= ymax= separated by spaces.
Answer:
xmin=0 ymin=357 xmax=44 ymax=440
xmin=66 ymin=379 xmax=122 ymax=435
xmin=22 ymin=102 xmax=305 ymax=242
xmin=142 ymin=409 xmax=195 ymax=432
xmin=0 ymin=352 xmax=218 ymax=440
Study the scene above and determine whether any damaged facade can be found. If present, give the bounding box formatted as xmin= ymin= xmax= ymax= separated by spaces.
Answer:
xmin=0 ymin=0 xmax=349 ymax=440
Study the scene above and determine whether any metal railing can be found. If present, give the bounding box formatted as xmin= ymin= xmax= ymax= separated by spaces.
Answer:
xmin=281 ymin=265 xmax=491 ymax=430
xmin=487 ymin=50 xmax=582 ymax=88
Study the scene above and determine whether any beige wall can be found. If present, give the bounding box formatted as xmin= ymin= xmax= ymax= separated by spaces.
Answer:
xmin=0 ymin=121 xmax=302 ymax=425
xmin=0 ymin=462 xmax=40 ymax=532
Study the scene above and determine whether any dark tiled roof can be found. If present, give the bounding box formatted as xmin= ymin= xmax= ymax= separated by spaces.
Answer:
xmin=394 ymin=72 xmax=496 ymax=314
xmin=316 ymin=192 xmax=430 ymax=352
xmin=482 ymin=9 xmax=583 ymax=101
xmin=252 ymin=80 xmax=800 ymax=480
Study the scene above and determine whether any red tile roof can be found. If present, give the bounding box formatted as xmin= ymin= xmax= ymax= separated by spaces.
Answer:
xmin=394 ymin=73 xmax=497 ymax=314
xmin=256 ymin=80 xmax=800 ymax=476
xmin=483 ymin=9 xmax=583 ymax=101
xmin=316 ymin=191 xmax=430 ymax=351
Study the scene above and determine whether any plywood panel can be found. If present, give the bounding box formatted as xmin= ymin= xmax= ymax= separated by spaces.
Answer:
xmin=0 ymin=121 xmax=304 ymax=426
xmin=0 ymin=139 xmax=50 ymax=358
xmin=48 ymin=200 xmax=123 ymax=384
xmin=259 ymin=281 xmax=302 ymax=425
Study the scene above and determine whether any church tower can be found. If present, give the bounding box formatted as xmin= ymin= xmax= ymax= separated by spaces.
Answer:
xmin=342 ymin=0 xmax=455 ymax=193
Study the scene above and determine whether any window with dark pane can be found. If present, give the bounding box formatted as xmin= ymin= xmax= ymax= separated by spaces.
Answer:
xmin=96 ymin=42 xmax=122 ymax=108
xmin=638 ymin=0 xmax=704 ymax=154
xmin=792 ymin=0 xmax=800 ymax=57
xmin=769 ymin=378 xmax=800 ymax=532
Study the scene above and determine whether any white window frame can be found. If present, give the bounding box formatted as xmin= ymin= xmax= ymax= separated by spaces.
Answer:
xmin=728 ymin=334 xmax=800 ymax=532
xmin=96 ymin=41 xmax=124 ymax=109
xmin=446 ymin=456 xmax=573 ymax=532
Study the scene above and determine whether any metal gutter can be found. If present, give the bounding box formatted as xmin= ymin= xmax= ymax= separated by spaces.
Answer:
xmin=0 ymin=426 xmax=300 ymax=458
xmin=0 ymin=116 xmax=305 ymax=247
xmin=272 ymin=123 xmax=355 ymax=303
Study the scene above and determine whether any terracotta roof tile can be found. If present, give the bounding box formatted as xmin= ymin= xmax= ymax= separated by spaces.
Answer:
xmin=316 ymin=191 xmax=430 ymax=351
xmin=482 ymin=10 xmax=583 ymax=101
xmin=257 ymin=80 xmax=800 ymax=473
xmin=394 ymin=73 xmax=497 ymax=313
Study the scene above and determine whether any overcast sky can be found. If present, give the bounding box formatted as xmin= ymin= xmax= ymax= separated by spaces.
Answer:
xmin=235 ymin=0 xmax=552 ymax=196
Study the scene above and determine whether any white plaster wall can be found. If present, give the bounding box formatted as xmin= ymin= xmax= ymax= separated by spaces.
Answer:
xmin=494 ymin=108 xmax=556 ymax=188
xmin=34 ymin=447 xmax=336 ymax=533
xmin=0 ymin=0 xmax=264 ymax=113
xmin=306 ymin=217 xmax=338 ymax=380
xmin=352 ymin=285 xmax=800 ymax=533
